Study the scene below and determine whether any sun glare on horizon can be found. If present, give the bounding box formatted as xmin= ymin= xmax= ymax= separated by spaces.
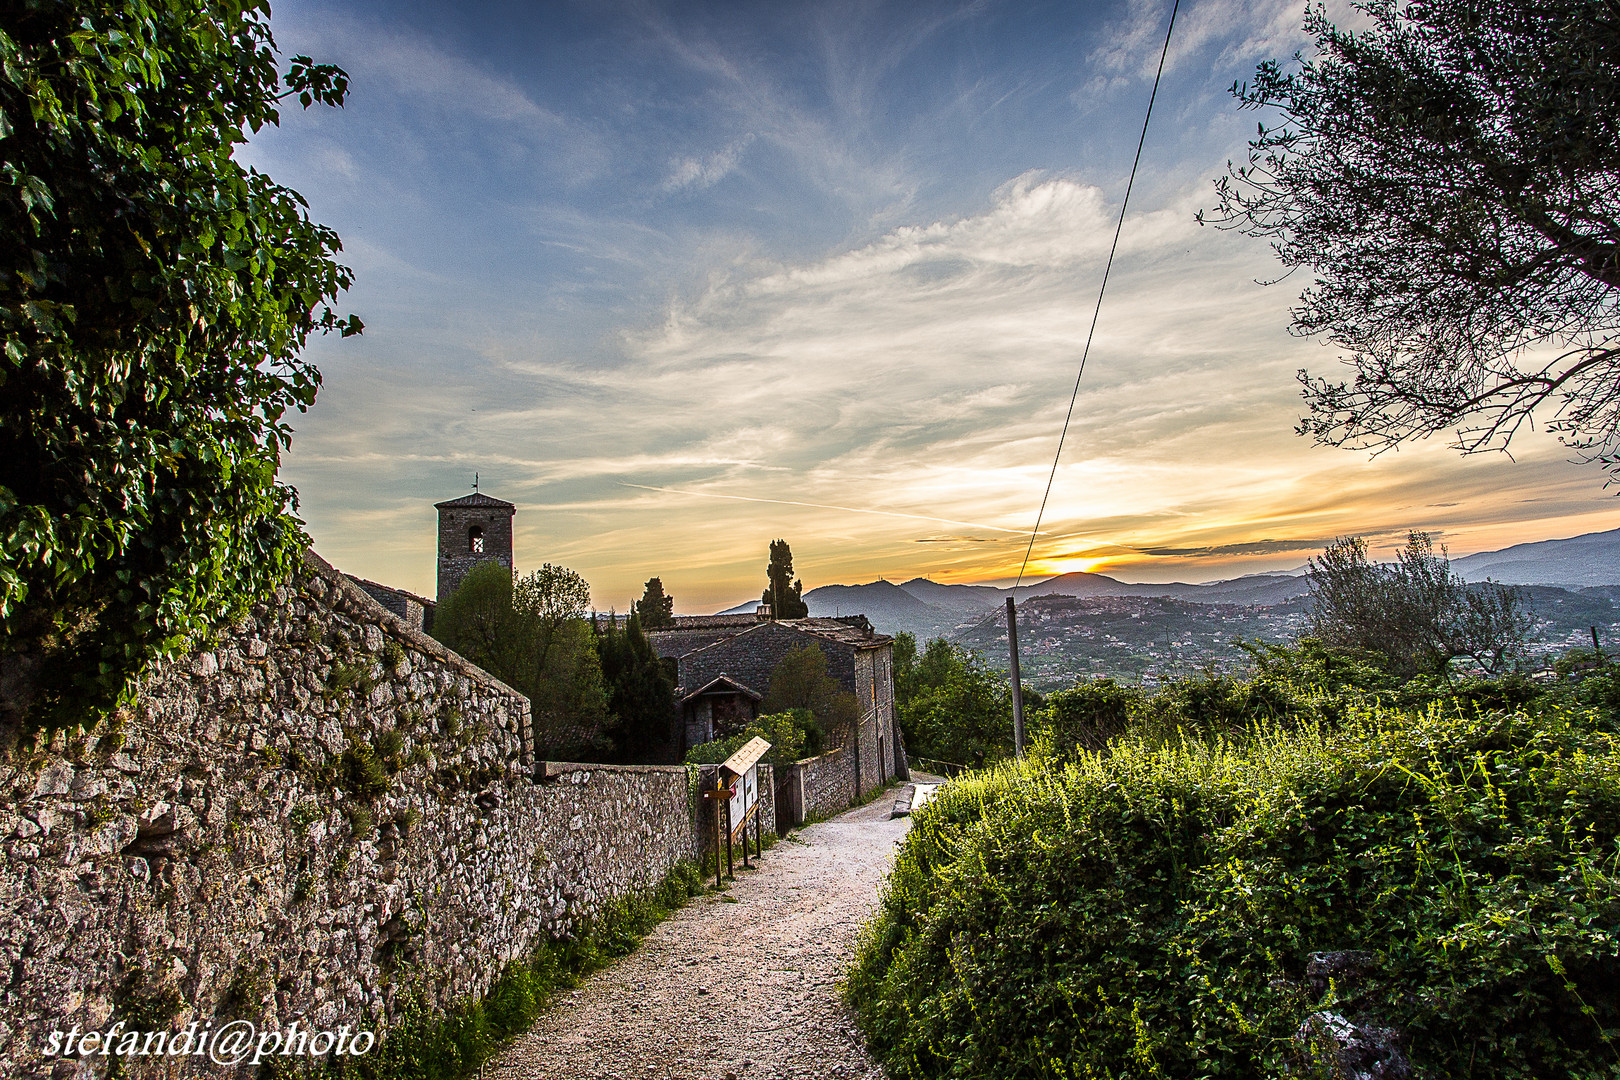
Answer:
xmin=1039 ymin=556 xmax=1113 ymax=577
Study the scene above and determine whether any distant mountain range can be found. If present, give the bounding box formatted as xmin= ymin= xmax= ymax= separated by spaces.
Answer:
xmin=716 ymin=526 xmax=1620 ymax=642
xmin=1451 ymin=529 xmax=1620 ymax=586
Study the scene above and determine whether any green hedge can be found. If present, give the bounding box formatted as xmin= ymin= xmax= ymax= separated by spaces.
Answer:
xmin=848 ymin=701 xmax=1620 ymax=1078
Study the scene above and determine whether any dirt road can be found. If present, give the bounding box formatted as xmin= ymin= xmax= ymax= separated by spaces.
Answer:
xmin=485 ymin=790 xmax=917 ymax=1080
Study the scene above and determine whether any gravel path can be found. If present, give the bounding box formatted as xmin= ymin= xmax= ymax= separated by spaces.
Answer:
xmin=485 ymin=785 xmax=926 ymax=1080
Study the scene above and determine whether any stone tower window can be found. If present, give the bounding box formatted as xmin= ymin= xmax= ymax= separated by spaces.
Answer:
xmin=469 ymin=526 xmax=484 ymax=553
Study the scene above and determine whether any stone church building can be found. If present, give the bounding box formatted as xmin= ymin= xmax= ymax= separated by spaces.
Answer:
xmin=435 ymin=490 xmax=516 ymax=603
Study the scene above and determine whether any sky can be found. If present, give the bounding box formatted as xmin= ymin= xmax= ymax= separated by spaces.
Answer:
xmin=247 ymin=0 xmax=1620 ymax=614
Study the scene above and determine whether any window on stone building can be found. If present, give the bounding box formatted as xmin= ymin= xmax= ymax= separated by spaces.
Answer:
xmin=469 ymin=526 xmax=484 ymax=553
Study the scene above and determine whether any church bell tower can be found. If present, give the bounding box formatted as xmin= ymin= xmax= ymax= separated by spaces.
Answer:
xmin=435 ymin=485 xmax=516 ymax=604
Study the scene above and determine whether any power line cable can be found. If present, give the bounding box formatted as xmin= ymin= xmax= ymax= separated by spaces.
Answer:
xmin=1013 ymin=0 xmax=1181 ymax=590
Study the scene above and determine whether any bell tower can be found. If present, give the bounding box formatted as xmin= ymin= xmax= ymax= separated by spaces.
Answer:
xmin=435 ymin=486 xmax=516 ymax=604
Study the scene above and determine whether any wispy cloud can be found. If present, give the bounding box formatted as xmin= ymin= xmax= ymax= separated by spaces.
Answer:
xmin=618 ymin=482 xmax=1039 ymax=534
xmin=264 ymin=0 xmax=1620 ymax=609
xmin=662 ymin=135 xmax=756 ymax=191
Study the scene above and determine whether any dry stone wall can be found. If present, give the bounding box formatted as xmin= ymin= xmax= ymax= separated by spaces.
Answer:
xmin=0 ymin=552 xmax=708 ymax=1079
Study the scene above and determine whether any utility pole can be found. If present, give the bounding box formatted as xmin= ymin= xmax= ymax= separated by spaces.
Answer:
xmin=1007 ymin=597 xmax=1025 ymax=759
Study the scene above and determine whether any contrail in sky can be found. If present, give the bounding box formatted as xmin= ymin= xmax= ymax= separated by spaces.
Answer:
xmin=617 ymin=482 xmax=1040 ymax=536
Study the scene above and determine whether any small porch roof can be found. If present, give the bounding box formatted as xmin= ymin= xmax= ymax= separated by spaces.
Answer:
xmin=679 ymin=674 xmax=764 ymax=704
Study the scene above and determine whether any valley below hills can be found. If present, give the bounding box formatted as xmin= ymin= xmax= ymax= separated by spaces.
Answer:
xmin=724 ymin=527 xmax=1620 ymax=689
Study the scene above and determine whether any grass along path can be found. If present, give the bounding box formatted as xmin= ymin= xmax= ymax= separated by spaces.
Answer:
xmin=484 ymin=788 xmax=920 ymax=1080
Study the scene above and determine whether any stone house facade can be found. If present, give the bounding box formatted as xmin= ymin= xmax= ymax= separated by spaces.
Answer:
xmin=653 ymin=617 xmax=903 ymax=798
xmin=677 ymin=674 xmax=763 ymax=748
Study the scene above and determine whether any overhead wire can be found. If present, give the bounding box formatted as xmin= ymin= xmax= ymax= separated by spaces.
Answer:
xmin=1012 ymin=0 xmax=1182 ymax=590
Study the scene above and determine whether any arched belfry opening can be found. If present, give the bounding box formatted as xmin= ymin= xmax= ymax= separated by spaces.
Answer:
xmin=435 ymin=489 xmax=515 ymax=604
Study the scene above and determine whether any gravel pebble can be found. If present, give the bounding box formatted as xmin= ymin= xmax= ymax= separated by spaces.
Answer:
xmin=486 ymin=789 xmax=922 ymax=1080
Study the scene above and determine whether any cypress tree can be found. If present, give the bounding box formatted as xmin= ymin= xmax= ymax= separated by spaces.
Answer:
xmin=636 ymin=577 xmax=676 ymax=629
xmin=600 ymin=611 xmax=676 ymax=762
xmin=761 ymin=539 xmax=809 ymax=618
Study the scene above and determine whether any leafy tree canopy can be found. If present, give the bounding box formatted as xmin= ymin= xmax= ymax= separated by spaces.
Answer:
xmin=762 ymin=643 xmax=851 ymax=754
xmin=635 ymin=577 xmax=675 ymax=629
xmin=1205 ymin=0 xmax=1620 ymax=478
xmin=897 ymin=638 xmax=1018 ymax=767
xmin=1 ymin=0 xmax=358 ymax=731
xmin=1307 ymin=531 xmax=1531 ymax=676
xmin=684 ymin=709 xmax=808 ymax=769
xmin=432 ymin=562 xmax=610 ymax=758
xmin=761 ymin=538 xmax=808 ymax=619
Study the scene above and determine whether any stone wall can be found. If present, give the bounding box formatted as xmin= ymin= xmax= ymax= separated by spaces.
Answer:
xmin=0 ymin=552 xmax=708 ymax=1079
xmin=779 ymin=747 xmax=856 ymax=827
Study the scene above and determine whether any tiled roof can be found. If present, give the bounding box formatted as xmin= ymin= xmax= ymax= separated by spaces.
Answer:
xmin=344 ymin=574 xmax=434 ymax=610
xmin=680 ymin=674 xmax=764 ymax=703
xmin=644 ymin=614 xmax=763 ymax=660
xmin=434 ymin=491 xmax=516 ymax=509
xmin=666 ymin=614 xmax=761 ymax=631
xmin=778 ymin=617 xmax=893 ymax=648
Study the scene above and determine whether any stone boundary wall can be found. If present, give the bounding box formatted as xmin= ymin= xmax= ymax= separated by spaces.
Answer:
xmin=0 ymin=552 xmax=706 ymax=1079
xmin=779 ymin=747 xmax=856 ymax=827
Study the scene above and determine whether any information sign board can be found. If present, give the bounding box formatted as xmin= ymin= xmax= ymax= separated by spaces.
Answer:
xmin=721 ymin=736 xmax=770 ymax=841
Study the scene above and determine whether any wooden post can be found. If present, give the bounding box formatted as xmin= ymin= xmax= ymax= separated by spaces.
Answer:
xmin=713 ymin=777 xmax=724 ymax=888
xmin=724 ymin=795 xmax=734 ymax=879
xmin=1007 ymin=597 xmax=1025 ymax=758
xmin=1593 ymin=625 xmax=1604 ymax=661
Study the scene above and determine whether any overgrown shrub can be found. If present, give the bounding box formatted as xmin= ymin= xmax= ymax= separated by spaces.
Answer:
xmin=848 ymin=701 xmax=1620 ymax=1078
xmin=685 ymin=709 xmax=810 ymax=767
xmin=1034 ymin=642 xmax=1561 ymax=766
xmin=1029 ymin=677 xmax=1141 ymax=759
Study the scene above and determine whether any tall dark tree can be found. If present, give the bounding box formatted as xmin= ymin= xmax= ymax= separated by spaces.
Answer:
xmin=761 ymin=538 xmax=809 ymax=619
xmin=1 ymin=1 xmax=359 ymax=730
xmin=596 ymin=611 xmax=676 ymax=763
xmin=1204 ymin=1 xmax=1620 ymax=479
xmin=635 ymin=577 xmax=675 ymax=629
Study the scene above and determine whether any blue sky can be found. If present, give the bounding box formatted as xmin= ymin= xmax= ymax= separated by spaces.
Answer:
xmin=248 ymin=0 xmax=1620 ymax=612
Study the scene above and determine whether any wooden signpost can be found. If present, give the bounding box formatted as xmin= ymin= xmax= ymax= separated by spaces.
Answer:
xmin=715 ymin=736 xmax=770 ymax=882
